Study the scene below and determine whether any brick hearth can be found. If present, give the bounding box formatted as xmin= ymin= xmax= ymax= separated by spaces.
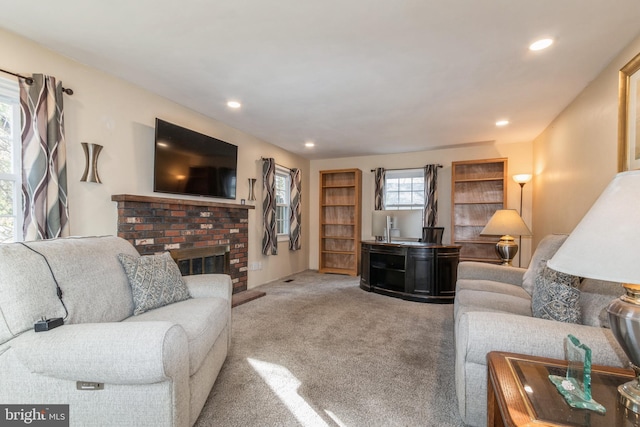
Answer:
xmin=112 ymin=194 xmax=254 ymax=294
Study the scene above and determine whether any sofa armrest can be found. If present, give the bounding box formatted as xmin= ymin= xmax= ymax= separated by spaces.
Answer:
xmin=457 ymin=261 xmax=525 ymax=287
xmin=10 ymin=321 xmax=189 ymax=384
xmin=183 ymin=274 xmax=232 ymax=301
xmin=457 ymin=311 xmax=628 ymax=368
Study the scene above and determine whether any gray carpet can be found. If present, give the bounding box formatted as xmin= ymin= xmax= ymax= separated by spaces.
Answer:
xmin=195 ymin=270 xmax=464 ymax=426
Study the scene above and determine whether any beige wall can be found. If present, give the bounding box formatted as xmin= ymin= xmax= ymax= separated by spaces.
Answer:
xmin=310 ymin=140 xmax=534 ymax=269
xmin=2 ymin=28 xmax=309 ymax=288
xmin=533 ymin=34 xmax=640 ymax=246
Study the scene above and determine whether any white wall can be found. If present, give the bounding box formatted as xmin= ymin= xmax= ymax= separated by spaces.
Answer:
xmin=310 ymin=140 xmax=533 ymax=268
xmin=2 ymin=28 xmax=309 ymax=288
xmin=533 ymin=33 xmax=640 ymax=246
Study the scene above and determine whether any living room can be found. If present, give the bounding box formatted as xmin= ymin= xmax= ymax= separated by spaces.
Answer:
xmin=2 ymin=2 xmax=640 ymax=426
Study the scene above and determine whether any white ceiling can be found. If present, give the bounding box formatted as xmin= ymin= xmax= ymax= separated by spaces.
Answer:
xmin=2 ymin=1 xmax=640 ymax=159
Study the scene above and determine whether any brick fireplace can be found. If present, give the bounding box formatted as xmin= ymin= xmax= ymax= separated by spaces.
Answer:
xmin=112 ymin=194 xmax=254 ymax=294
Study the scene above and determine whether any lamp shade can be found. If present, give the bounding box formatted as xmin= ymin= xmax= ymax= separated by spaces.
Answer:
xmin=547 ymin=170 xmax=640 ymax=283
xmin=480 ymin=209 xmax=532 ymax=237
xmin=513 ymin=174 xmax=532 ymax=184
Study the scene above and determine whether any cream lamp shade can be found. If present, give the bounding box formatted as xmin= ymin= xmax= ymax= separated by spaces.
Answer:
xmin=547 ymin=170 xmax=640 ymax=414
xmin=481 ymin=209 xmax=532 ymax=266
xmin=480 ymin=209 xmax=532 ymax=238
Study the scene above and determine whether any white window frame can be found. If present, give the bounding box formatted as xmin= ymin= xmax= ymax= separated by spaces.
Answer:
xmin=383 ymin=168 xmax=424 ymax=211
xmin=275 ymin=165 xmax=290 ymax=240
xmin=0 ymin=77 xmax=22 ymax=243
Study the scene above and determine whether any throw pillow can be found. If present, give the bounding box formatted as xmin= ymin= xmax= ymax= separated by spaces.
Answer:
xmin=118 ymin=252 xmax=191 ymax=315
xmin=522 ymin=234 xmax=568 ymax=295
xmin=532 ymin=261 xmax=581 ymax=323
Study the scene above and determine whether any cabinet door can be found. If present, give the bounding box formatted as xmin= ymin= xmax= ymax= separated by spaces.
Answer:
xmin=360 ymin=243 xmax=370 ymax=286
xmin=406 ymin=248 xmax=435 ymax=296
xmin=435 ymin=249 xmax=459 ymax=297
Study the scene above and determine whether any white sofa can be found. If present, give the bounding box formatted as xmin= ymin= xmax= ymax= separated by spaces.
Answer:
xmin=454 ymin=234 xmax=629 ymax=426
xmin=0 ymin=236 xmax=232 ymax=427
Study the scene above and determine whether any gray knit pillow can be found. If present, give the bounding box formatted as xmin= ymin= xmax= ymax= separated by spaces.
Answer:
xmin=118 ymin=252 xmax=191 ymax=315
xmin=532 ymin=261 xmax=581 ymax=323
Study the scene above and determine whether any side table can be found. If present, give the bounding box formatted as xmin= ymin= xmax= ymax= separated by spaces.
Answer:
xmin=487 ymin=351 xmax=640 ymax=427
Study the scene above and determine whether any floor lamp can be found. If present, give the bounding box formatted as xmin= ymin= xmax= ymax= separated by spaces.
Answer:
xmin=513 ymin=174 xmax=532 ymax=267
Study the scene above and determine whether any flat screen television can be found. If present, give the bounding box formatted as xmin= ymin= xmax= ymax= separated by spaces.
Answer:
xmin=154 ymin=118 xmax=237 ymax=199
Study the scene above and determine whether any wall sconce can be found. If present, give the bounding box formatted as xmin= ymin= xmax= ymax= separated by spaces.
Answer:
xmin=248 ymin=178 xmax=257 ymax=201
xmin=80 ymin=142 xmax=103 ymax=183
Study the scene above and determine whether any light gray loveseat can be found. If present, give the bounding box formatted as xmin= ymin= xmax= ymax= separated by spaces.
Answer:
xmin=0 ymin=236 xmax=232 ymax=427
xmin=454 ymin=234 xmax=629 ymax=426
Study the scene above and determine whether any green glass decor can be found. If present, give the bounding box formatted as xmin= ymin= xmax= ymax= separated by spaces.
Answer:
xmin=548 ymin=335 xmax=606 ymax=414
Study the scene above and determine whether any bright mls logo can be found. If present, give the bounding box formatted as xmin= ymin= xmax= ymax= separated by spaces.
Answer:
xmin=1 ymin=405 xmax=68 ymax=426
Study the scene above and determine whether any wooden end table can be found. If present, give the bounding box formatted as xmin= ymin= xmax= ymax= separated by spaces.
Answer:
xmin=487 ymin=351 xmax=640 ymax=427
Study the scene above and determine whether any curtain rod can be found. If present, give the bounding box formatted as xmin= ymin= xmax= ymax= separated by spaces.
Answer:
xmin=0 ymin=68 xmax=74 ymax=95
xmin=261 ymin=157 xmax=292 ymax=171
xmin=370 ymin=165 xmax=442 ymax=172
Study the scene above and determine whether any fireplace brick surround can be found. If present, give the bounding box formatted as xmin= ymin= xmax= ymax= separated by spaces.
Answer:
xmin=112 ymin=194 xmax=254 ymax=294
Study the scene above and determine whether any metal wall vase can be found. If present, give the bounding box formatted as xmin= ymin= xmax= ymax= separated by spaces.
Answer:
xmin=248 ymin=178 xmax=257 ymax=201
xmin=81 ymin=142 xmax=103 ymax=183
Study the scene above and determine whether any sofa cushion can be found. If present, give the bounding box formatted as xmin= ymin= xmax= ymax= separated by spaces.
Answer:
xmin=118 ymin=252 xmax=191 ymax=315
xmin=456 ymin=279 xmax=531 ymax=299
xmin=580 ymin=278 xmax=624 ymax=327
xmin=0 ymin=244 xmax=67 ymax=345
xmin=532 ymin=262 xmax=581 ymax=323
xmin=1 ymin=236 xmax=139 ymax=334
xmin=455 ymin=288 xmax=532 ymax=317
xmin=125 ymin=297 xmax=229 ymax=375
xmin=522 ymin=234 xmax=568 ymax=295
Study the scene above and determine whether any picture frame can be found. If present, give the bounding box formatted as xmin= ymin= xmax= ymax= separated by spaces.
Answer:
xmin=619 ymin=52 xmax=640 ymax=171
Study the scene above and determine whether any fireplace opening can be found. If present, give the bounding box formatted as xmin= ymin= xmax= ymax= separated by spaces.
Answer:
xmin=170 ymin=245 xmax=230 ymax=276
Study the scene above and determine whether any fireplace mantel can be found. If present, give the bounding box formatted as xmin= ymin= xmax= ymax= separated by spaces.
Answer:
xmin=111 ymin=194 xmax=255 ymax=210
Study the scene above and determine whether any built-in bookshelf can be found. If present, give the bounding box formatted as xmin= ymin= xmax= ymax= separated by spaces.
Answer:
xmin=319 ymin=169 xmax=362 ymax=276
xmin=451 ymin=158 xmax=507 ymax=263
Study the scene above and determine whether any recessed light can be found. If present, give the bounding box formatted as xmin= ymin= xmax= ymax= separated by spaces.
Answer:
xmin=496 ymin=120 xmax=509 ymax=127
xmin=227 ymin=101 xmax=241 ymax=109
xmin=305 ymin=141 xmax=315 ymax=148
xmin=529 ymin=38 xmax=553 ymax=51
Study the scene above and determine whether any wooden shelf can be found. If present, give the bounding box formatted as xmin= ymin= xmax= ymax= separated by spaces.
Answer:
xmin=319 ymin=169 xmax=362 ymax=276
xmin=451 ymin=158 xmax=507 ymax=264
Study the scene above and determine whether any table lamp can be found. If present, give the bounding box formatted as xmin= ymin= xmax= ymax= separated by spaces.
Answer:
xmin=480 ymin=209 xmax=532 ymax=266
xmin=547 ymin=170 xmax=640 ymax=413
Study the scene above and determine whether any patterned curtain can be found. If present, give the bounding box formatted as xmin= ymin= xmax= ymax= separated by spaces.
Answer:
xmin=374 ymin=167 xmax=385 ymax=210
xmin=423 ymin=165 xmax=439 ymax=227
xmin=288 ymin=168 xmax=301 ymax=251
xmin=262 ymin=158 xmax=277 ymax=255
xmin=19 ymin=74 xmax=69 ymax=241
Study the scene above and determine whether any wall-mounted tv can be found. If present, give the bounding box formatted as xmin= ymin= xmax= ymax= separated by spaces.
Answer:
xmin=154 ymin=118 xmax=237 ymax=199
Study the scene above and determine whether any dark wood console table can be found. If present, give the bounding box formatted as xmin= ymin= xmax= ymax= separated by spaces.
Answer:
xmin=360 ymin=240 xmax=460 ymax=303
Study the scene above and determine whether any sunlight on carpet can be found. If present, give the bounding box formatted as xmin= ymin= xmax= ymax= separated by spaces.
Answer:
xmin=248 ymin=357 xmax=330 ymax=427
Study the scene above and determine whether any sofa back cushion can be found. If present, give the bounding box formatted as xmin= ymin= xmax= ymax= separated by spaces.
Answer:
xmin=580 ymin=278 xmax=624 ymax=327
xmin=23 ymin=236 xmax=140 ymax=325
xmin=522 ymin=234 xmax=568 ymax=295
xmin=0 ymin=244 xmax=67 ymax=344
xmin=0 ymin=236 xmax=140 ymax=344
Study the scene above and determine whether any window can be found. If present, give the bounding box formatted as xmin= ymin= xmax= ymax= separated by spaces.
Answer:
xmin=275 ymin=166 xmax=290 ymax=238
xmin=384 ymin=169 xmax=424 ymax=211
xmin=0 ymin=77 xmax=22 ymax=243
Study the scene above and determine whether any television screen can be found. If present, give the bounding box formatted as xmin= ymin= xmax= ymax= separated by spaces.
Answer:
xmin=154 ymin=119 xmax=237 ymax=199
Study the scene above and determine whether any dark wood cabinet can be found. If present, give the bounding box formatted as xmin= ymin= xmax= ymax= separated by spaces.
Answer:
xmin=360 ymin=241 xmax=460 ymax=303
